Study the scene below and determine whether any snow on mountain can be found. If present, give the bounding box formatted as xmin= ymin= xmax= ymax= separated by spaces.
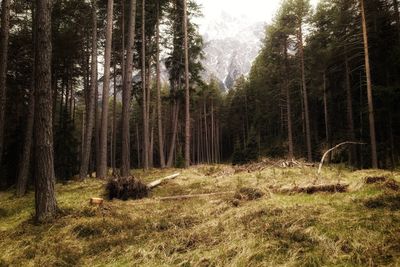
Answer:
xmin=198 ymin=12 xmax=266 ymax=90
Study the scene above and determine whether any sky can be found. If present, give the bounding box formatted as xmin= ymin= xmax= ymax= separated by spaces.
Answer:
xmin=196 ymin=0 xmax=320 ymax=24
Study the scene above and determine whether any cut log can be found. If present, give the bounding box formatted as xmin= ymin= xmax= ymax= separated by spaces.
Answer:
xmin=147 ymin=173 xmax=180 ymax=189
xmin=90 ymin=197 xmax=104 ymax=205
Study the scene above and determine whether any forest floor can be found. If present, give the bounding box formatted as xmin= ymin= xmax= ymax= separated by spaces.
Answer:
xmin=0 ymin=162 xmax=400 ymax=266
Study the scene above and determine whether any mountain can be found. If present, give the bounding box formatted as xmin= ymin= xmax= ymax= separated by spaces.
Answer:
xmin=199 ymin=12 xmax=266 ymax=90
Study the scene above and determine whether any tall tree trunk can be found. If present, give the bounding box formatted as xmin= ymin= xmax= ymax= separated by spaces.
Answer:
xmin=211 ymin=100 xmax=215 ymax=163
xmin=79 ymin=0 xmax=98 ymax=179
xmin=345 ymin=53 xmax=357 ymax=165
xmin=156 ymin=3 xmax=165 ymax=168
xmin=284 ymin=38 xmax=294 ymax=159
xmin=0 ymin=0 xmax=10 ymax=185
xmin=34 ymin=0 xmax=58 ymax=222
xmin=141 ymin=0 xmax=149 ymax=170
xmin=121 ymin=0 xmax=137 ymax=177
xmin=167 ymin=100 xmax=179 ymax=167
xmin=204 ymin=100 xmax=210 ymax=163
xmin=17 ymin=1 xmax=36 ymax=196
xmin=97 ymin=0 xmax=114 ymax=178
xmin=183 ymin=0 xmax=190 ymax=168
xmin=360 ymin=0 xmax=378 ymax=168
xmin=298 ymin=25 xmax=312 ymax=162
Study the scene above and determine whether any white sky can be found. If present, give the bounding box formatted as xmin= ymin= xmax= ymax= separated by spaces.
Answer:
xmin=196 ymin=0 xmax=320 ymax=24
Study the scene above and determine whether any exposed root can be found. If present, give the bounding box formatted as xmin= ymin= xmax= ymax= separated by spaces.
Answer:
xmin=280 ymin=183 xmax=349 ymax=194
xmin=106 ymin=176 xmax=149 ymax=200
xmin=364 ymin=176 xmax=387 ymax=184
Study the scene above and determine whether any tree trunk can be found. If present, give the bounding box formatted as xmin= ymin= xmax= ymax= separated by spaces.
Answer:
xmin=345 ymin=53 xmax=357 ymax=165
xmin=97 ymin=0 xmax=114 ymax=178
xmin=156 ymin=3 xmax=165 ymax=168
xmin=34 ymin=0 xmax=58 ymax=222
xmin=141 ymin=0 xmax=149 ymax=170
xmin=121 ymin=0 xmax=137 ymax=177
xmin=167 ymin=100 xmax=179 ymax=167
xmin=17 ymin=1 xmax=36 ymax=197
xmin=360 ymin=0 xmax=378 ymax=168
xmin=183 ymin=0 xmax=190 ymax=168
xmin=79 ymin=0 xmax=98 ymax=179
xmin=284 ymin=38 xmax=294 ymax=159
xmin=0 ymin=0 xmax=10 ymax=184
xmin=298 ymin=25 xmax=312 ymax=162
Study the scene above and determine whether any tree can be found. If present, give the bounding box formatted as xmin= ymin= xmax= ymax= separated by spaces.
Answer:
xmin=34 ymin=0 xmax=58 ymax=222
xmin=17 ymin=1 xmax=36 ymax=197
xmin=360 ymin=0 xmax=378 ymax=168
xmin=121 ymin=0 xmax=137 ymax=176
xmin=0 ymin=0 xmax=11 ymax=187
xmin=97 ymin=0 xmax=114 ymax=178
xmin=141 ymin=0 xmax=149 ymax=170
xmin=156 ymin=2 xmax=166 ymax=168
xmin=80 ymin=0 xmax=98 ymax=179
xmin=183 ymin=0 xmax=190 ymax=168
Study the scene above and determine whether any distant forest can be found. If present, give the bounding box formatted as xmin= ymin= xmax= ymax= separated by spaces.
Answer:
xmin=0 ymin=0 xmax=399 ymax=206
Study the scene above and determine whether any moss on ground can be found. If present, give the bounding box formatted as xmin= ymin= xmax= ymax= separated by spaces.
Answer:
xmin=0 ymin=164 xmax=399 ymax=266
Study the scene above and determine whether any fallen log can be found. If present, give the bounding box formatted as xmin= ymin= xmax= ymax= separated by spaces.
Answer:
xmin=147 ymin=173 xmax=181 ymax=189
xmin=155 ymin=191 xmax=234 ymax=201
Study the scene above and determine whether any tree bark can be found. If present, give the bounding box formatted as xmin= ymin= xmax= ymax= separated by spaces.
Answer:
xmin=156 ymin=3 xmax=165 ymax=168
xmin=167 ymin=100 xmax=179 ymax=167
xmin=298 ymin=25 xmax=312 ymax=162
xmin=345 ymin=53 xmax=357 ymax=165
xmin=141 ymin=0 xmax=149 ymax=170
xmin=360 ymin=0 xmax=378 ymax=168
xmin=284 ymin=37 xmax=294 ymax=159
xmin=17 ymin=1 xmax=36 ymax=197
xmin=0 ymin=0 xmax=11 ymax=186
xmin=183 ymin=0 xmax=190 ymax=168
xmin=97 ymin=0 xmax=114 ymax=178
xmin=121 ymin=0 xmax=137 ymax=177
xmin=34 ymin=0 xmax=58 ymax=222
xmin=79 ymin=0 xmax=98 ymax=179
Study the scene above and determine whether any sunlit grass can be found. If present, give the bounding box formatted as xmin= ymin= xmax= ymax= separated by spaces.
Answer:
xmin=0 ymin=163 xmax=399 ymax=266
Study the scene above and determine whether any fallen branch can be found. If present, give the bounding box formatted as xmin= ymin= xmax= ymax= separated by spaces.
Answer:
xmin=147 ymin=173 xmax=181 ymax=189
xmin=155 ymin=191 xmax=234 ymax=201
xmin=318 ymin=141 xmax=366 ymax=174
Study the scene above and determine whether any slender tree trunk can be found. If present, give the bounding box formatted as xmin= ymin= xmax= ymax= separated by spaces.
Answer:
xmin=211 ymin=100 xmax=215 ymax=163
xmin=156 ymin=3 xmax=165 ymax=168
xmin=284 ymin=38 xmax=294 ymax=159
xmin=0 ymin=0 xmax=10 ymax=184
xmin=136 ymin=122 xmax=141 ymax=167
xmin=167 ymin=100 xmax=179 ymax=167
xmin=393 ymin=0 xmax=400 ymax=39
xmin=34 ymin=0 xmax=58 ymax=222
xmin=17 ymin=2 xmax=36 ymax=196
xmin=141 ymin=0 xmax=149 ymax=170
xmin=97 ymin=0 xmax=114 ymax=178
xmin=121 ymin=0 xmax=137 ymax=177
xmin=204 ymin=100 xmax=210 ymax=163
xmin=345 ymin=53 xmax=357 ymax=165
xmin=360 ymin=0 xmax=378 ymax=168
xmin=298 ymin=26 xmax=312 ymax=162
xmin=94 ymin=77 xmax=100 ymax=174
xmin=183 ymin=0 xmax=190 ymax=168
xmin=79 ymin=0 xmax=98 ymax=179
xmin=323 ymin=72 xmax=329 ymax=143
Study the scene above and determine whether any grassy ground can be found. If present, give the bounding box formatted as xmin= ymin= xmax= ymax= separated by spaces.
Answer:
xmin=0 ymin=163 xmax=399 ymax=266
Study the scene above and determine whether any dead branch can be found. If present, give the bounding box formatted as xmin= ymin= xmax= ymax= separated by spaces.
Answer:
xmin=280 ymin=183 xmax=349 ymax=194
xmin=318 ymin=141 xmax=366 ymax=174
xmin=147 ymin=173 xmax=181 ymax=189
xmin=155 ymin=191 xmax=234 ymax=201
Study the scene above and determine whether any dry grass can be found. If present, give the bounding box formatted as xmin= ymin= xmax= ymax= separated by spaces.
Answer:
xmin=0 ymin=163 xmax=399 ymax=266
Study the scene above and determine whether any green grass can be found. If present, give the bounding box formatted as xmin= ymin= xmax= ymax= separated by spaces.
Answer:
xmin=0 ymin=164 xmax=399 ymax=266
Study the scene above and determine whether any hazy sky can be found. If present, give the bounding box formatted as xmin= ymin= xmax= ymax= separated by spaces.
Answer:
xmin=196 ymin=0 xmax=319 ymax=24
